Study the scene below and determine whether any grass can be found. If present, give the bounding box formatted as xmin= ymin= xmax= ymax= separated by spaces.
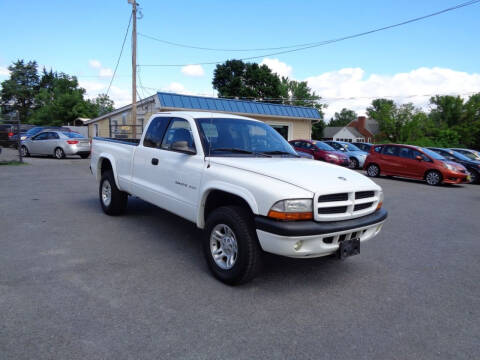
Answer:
xmin=0 ymin=161 xmax=28 ymax=166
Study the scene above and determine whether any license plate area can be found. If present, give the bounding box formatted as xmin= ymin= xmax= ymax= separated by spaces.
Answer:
xmin=338 ymin=238 xmax=360 ymax=259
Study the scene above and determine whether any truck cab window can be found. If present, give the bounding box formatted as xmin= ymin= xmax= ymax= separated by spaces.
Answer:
xmin=161 ymin=119 xmax=195 ymax=151
xmin=143 ymin=117 xmax=170 ymax=148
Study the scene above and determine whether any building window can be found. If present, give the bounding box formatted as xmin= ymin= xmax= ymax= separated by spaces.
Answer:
xmin=122 ymin=114 xmax=127 ymax=125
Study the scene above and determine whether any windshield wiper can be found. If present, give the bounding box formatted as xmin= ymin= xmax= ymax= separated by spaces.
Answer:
xmin=210 ymin=148 xmax=271 ymax=157
xmin=261 ymin=150 xmax=299 ymax=157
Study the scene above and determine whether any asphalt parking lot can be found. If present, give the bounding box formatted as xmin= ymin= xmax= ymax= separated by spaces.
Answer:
xmin=1 ymin=158 xmax=479 ymax=360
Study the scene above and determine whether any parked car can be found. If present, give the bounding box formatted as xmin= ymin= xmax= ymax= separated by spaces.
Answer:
xmin=21 ymin=131 xmax=90 ymax=159
xmin=289 ymin=139 xmax=349 ymax=166
xmin=352 ymin=142 xmax=373 ymax=153
xmin=91 ymin=112 xmax=387 ymax=284
xmin=21 ymin=126 xmax=71 ymax=141
xmin=364 ymin=144 xmax=469 ymax=185
xmin=0 ymin=124 xmax=15 ymax=147
xmin=427 ymin=147 xmax=480 ymax=184
xmin=296 ymin=150 xmax=314 ymax=159
xmin=450 ymin=148 xmax=480 ymax=161
xmin=323 ymin=141 xmax=368 ymax=169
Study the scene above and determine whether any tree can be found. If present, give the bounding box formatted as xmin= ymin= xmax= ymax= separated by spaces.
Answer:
xmin=312 ymin=121 xmax=325 ymax=140
xmin=91 ymin=93 xmax=115 ymax=116
xmin=429 ymin=95 xmax=464 ymax=128
xmin=29 ymin=72 xmax=97 ymax=126
xmin=0 ymin=60 xmax=40 ymax=121
xmin=328 ymin=108 xmax=357 ymax=127
xmin=212 ymin=59 xmax=282 ymax=99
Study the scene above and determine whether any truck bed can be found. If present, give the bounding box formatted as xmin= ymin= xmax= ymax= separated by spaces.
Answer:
xmin=94 ymin=137 xmax=140 ymax=146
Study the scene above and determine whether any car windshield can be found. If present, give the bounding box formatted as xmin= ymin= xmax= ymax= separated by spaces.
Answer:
xmin=312 ymin=141 xmax=335 ymax=151
xmin=339 ymin=143 xmax=361 ymax=151
xmin=449 ymin=150 xmax=473 ymax=162
xmin=421 ymin=148 xmax=445 ymax=160
xmin=26 ymin=128 xmax=44 ymax=136
xmin=196 ymin=118 xmax=297 ymax=157
xmin=62 ymin=132 xmax=85 ymax=139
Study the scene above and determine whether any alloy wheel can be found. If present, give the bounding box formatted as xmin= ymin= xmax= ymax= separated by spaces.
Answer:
xmin=101 ymin=180 xmax=112 ymax=207
xmin=210 ymin=224 xmax=238 ymax=270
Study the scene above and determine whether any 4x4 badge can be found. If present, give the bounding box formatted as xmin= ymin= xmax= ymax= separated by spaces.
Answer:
xmin=338 ymin=176 xmax=347 ymax=181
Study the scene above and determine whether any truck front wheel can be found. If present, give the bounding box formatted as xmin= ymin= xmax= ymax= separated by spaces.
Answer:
xmin=203 ymin=206 xmax=262 ymax=285
xmin=99 ymin=171 xmax=128 ymax=215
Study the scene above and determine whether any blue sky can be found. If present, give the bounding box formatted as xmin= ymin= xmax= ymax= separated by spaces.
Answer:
xmin=1 ymin=0 xmax=479 ymax=117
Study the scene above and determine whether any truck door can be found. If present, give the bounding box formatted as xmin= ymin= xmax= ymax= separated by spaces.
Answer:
xmin=132 ymin=117 xmax=203 ymax=223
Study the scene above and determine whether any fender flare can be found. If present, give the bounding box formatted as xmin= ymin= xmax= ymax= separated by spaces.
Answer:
xmin=196 ymin=181 xmax=259 ymax=229
xmin=97 ymin=153 xmax=121 ymax=189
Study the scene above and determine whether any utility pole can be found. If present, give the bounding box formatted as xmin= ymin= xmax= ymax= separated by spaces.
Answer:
xmin=128 ymin=0 xmax=137 ymax=138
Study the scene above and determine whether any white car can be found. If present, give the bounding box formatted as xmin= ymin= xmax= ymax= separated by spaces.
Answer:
xmin=90 ymin=112 xmax=387 ymax=284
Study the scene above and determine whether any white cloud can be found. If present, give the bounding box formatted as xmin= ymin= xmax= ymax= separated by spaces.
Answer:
xmin=260 ymin=58 xmax=293 ymax=78
xmin=99 ymin=68 xmax=113 ymax=77
xmin=89 ymin=59 xmax=102 ymax=69
xmin=181 ymin=64 xmax=205 ymax=77
xmin=305 ymin=67 xmax=480 ymax=119
xmin=164 ymin=82 xmax=187 ymax=93
xmin=79 ymin=80 xmax=130 ymax=108
xmin=0 ymin=66 xmax=10 ymax=76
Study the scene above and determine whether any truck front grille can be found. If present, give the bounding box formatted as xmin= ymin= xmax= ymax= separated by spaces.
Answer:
xmin=315 ymin=190 xmax=379 ymax=221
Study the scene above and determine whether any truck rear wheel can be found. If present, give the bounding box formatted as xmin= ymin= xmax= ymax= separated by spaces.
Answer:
xmin=203 ymin=206 xmax=262 ymax=285
xmin=99 ymin=170 xmax=128 ymax=215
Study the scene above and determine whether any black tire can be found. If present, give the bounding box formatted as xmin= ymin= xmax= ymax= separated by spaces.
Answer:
xmin=348 ymin=157 xmax=359 ymax=169
xmin=470 ymin=170 xmax=479 ymax=184
xmin=203 ymin=206 xmax=262 ymax=285
xmin=366 ymin=164 xmax=380 ymax=177
xmin=80 ymin=154 xmax=90 ymax=159
xmin=99 ymin=170 xmax=128 ymax=215
xmin=54 ymin=147 xmax=65 ymax=159
xmin=20 ymin=145 xmax=30 ymax=157
xmin=425 ymin=170 xmax=442 ymax=186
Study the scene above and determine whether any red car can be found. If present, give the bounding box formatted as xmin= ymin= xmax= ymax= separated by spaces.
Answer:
xmin=289 ymin=139 xmax=349 ymax=166
xmin=364 ymin=144 xmax=469 ymax=185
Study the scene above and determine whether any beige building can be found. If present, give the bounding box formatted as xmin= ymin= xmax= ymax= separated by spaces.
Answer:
xmin=86 ymin=92 xmax=321 ymax=140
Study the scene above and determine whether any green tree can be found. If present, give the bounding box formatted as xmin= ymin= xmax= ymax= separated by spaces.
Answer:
xmin=91 ymin=93 xmax=115 ymax=116
xmin=0 ymin=60 xmax=40 ymax=121
xmin=312 ymin=121 xmax=325 ymax=140
xmin=29 ymin=72 xmax=96 ymax=126
xmin=212 ymin=59 xmax=282 ymax=99
xmin=328 ymin=108 xmax=357 ymax=127
xmin=429 ymin=95 xmax=464 ymax=128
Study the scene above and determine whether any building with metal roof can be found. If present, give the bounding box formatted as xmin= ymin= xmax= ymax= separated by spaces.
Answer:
xmin=87 ymin=92 xmax=321 ymax=140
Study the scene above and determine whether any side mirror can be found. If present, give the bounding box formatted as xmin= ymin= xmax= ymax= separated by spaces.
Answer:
xmin=171 ymin=141 xmax=196 ymax=155
xmin=415 ymin=155 xmax=423 ymax=161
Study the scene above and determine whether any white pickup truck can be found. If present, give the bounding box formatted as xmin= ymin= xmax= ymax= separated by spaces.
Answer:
xmin=90 ymin=111 xmax=387 ymax=284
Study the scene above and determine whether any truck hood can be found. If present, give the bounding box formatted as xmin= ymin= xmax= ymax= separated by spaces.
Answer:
xmin=209 ymin=157 xmax=380 ymax=194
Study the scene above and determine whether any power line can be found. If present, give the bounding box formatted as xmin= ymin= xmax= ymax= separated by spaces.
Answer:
xmin=138 ymin=0 xmax=480 ymax=67
xmin=106 ymin=13 xmax=133 ymax=96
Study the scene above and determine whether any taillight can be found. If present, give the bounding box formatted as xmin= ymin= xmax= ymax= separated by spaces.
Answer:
xmin=8 ymin=132 xmax=14 ymax=138
xmin=67 ymin=140 xmax=79 ymax=144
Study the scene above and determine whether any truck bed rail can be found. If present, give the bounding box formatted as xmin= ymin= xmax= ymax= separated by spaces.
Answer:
xmin=93 ymin=137 xmax=140 ymax=146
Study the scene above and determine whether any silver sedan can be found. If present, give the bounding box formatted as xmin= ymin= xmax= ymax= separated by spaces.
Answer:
xmin=21 ymin=131 xmax=91 ymax=159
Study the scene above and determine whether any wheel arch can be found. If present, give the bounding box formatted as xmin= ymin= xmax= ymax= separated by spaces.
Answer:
xmin=97 ymin=154 xmax=120 ymax=188
xmin=197 ymin=185 xmax=258 ymax=229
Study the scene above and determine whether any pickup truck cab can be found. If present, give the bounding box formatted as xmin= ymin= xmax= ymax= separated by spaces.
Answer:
xmin=91 ymin=112 xmax=387 ymax=284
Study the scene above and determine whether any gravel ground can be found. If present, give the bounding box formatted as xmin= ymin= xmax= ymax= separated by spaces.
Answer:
xmin=0 ymin=157 xmax=479 ymax=359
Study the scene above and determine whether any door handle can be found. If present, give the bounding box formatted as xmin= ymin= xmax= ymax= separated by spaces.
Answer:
xmin=151 ymin=158 xmax=159 ymax=165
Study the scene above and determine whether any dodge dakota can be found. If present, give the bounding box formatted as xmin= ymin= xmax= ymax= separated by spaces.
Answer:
xmin=90 ymin=112 xmax=387 ymax=284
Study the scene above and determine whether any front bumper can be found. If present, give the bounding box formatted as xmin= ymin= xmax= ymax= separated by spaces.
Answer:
xmin=441 ymin=169 xmax=468 ymax=184
xmin=255 ymin=209 xmax=387 ymax=258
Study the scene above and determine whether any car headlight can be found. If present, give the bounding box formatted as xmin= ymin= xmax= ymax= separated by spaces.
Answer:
xmin=376 ymin=190 xmax=384 ymax=210
xmin=268 ymin=199 xmax=313 ymax=221
xmin=328 ymin=154 xmax=338 ymax=159
xmin=20 ymin=136 xmax=26 ymax=140
xmin=443 ymin=162 xmax=455 ymax=171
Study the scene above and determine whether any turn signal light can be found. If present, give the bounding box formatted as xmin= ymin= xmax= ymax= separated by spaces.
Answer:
xmin=376 ymin=201 xmax=383 ymax=210
xmin=268 ymin=210 xmax=313 ymax=221
xmin=67 ymin=140 xmax=79 ymax=144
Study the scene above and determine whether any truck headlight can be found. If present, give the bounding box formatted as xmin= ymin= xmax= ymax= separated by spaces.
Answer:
xmin=376 ymin=190 xmax=384 ymax=210
xmin=268 ymin=199 xmax=313 ymax=221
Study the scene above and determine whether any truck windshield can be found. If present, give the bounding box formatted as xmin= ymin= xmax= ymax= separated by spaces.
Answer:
xmin=196 ymin=118 xmax=297 ymax=157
